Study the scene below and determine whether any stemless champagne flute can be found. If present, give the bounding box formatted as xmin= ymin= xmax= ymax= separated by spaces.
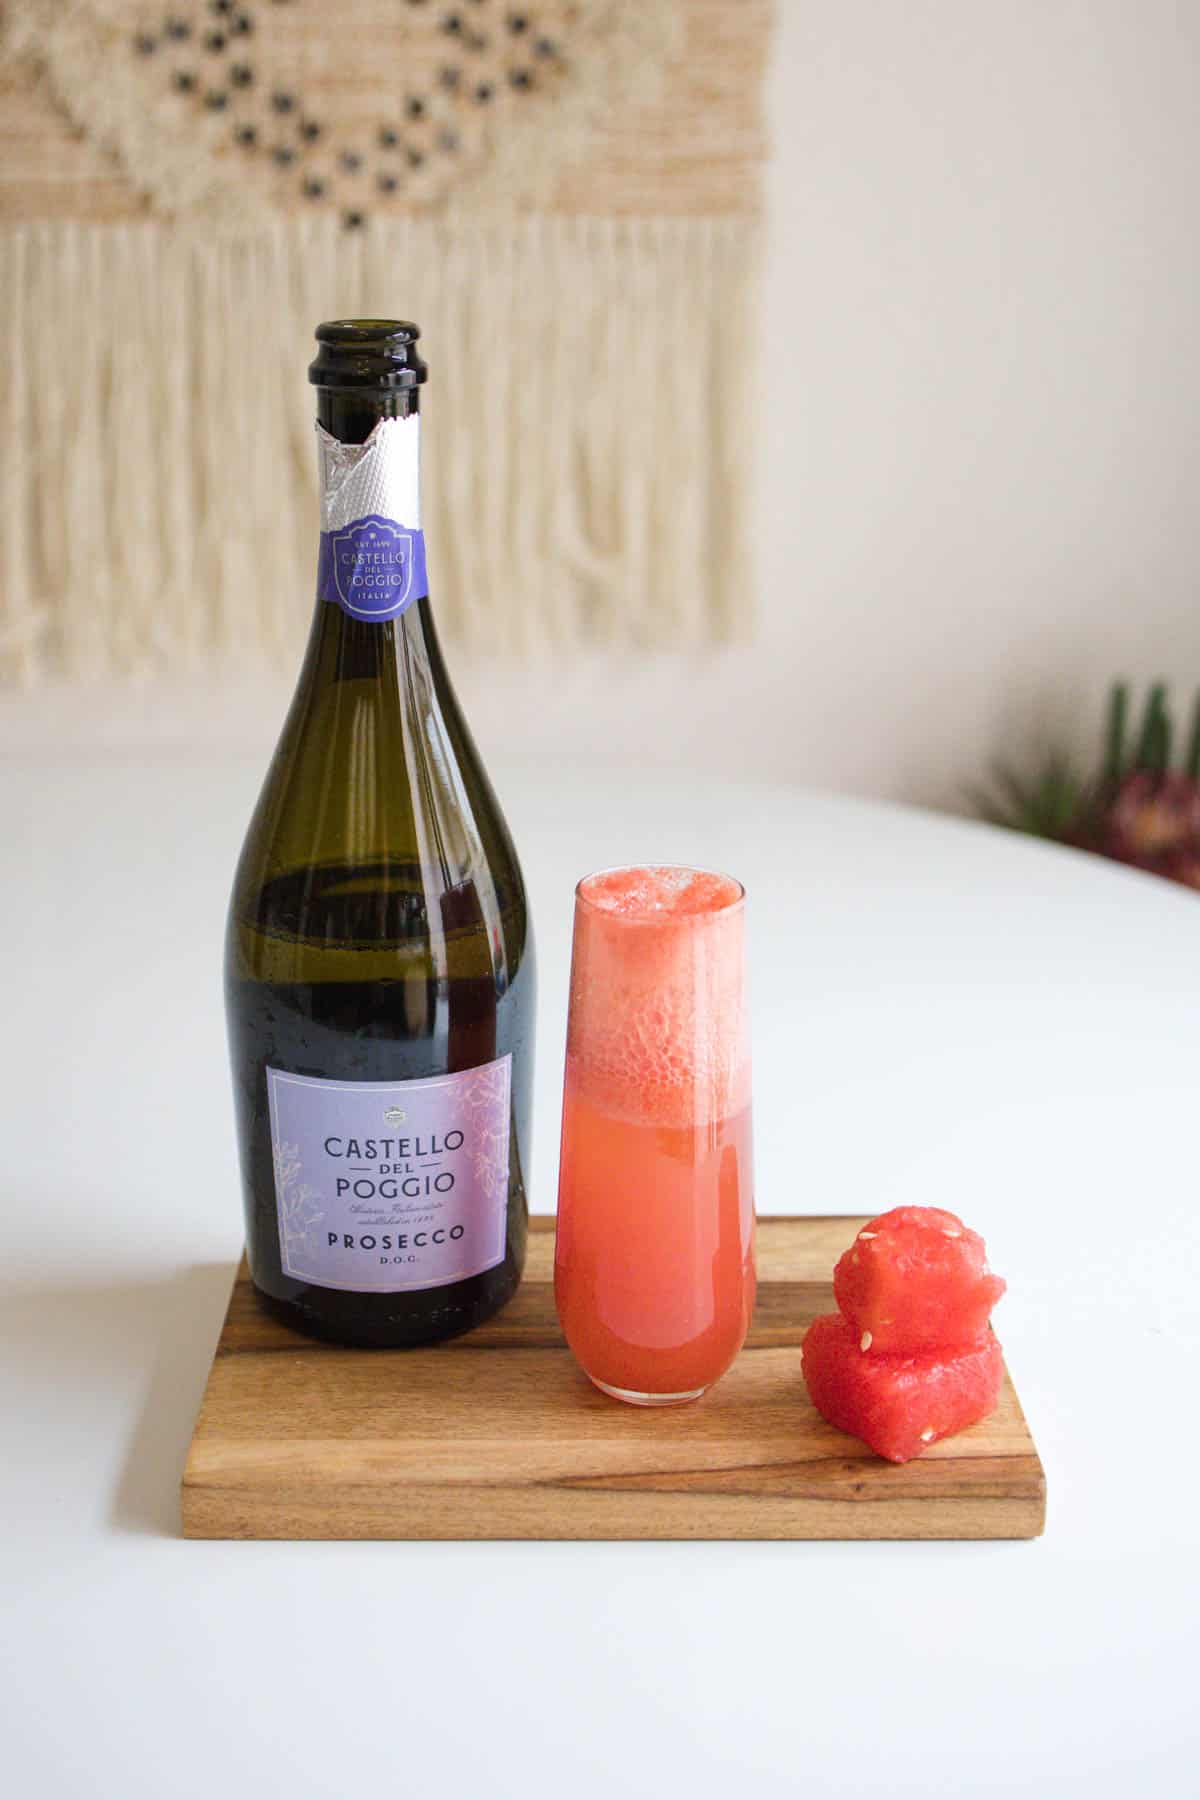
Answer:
xmin=554 ymin=865 xmax=755 ymax=1404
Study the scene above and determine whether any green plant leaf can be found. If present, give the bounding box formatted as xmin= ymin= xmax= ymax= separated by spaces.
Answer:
xmin=1185 ymin=690 xmax=1200 ymax=781
xmin=1103 ymin=681 xmax=1128 ymax=787
xmin=1133 ymin=681 xmax=1169 ymax=772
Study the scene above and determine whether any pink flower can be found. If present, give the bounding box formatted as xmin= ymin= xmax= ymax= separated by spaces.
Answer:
xmin=1103 ymin=771 xmax=1200 ymax=865
xmin=1165 ymin=849 xmax=1200 ymax=891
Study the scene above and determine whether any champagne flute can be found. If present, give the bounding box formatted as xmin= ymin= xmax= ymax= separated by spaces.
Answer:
xmin=554 ymin=865 xmax=755 ymax=1404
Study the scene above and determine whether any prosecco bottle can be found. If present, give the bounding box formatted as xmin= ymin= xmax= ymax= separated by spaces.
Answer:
xmin=225 ymin=320 xmax=534 ymax=1347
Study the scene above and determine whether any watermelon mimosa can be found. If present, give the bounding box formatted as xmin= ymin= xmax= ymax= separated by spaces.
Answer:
xmin=554 ymin=866 xmax=755 ymax=1404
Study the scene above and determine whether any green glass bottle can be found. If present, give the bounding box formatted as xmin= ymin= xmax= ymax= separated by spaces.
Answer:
xmin=225 ymin=321 xmax=534 ymax=1346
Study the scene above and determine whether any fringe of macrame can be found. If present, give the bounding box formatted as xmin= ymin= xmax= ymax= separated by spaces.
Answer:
xmin=0 ymin=215 xmax=758 ymax=683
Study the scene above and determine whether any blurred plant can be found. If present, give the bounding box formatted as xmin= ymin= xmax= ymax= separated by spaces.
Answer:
xmin=969 ymin=682 xmax=1200 ymax=891
xmin=965 ymin=750 xmax=1086 ymax=843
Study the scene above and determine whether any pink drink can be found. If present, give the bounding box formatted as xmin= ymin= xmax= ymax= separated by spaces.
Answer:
xmin=554 ymin=866 xmax=755 ymax=1403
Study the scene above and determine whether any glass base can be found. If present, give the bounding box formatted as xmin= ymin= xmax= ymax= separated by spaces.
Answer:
xmin=590 ymin=1377 xmax=707 ymax=1407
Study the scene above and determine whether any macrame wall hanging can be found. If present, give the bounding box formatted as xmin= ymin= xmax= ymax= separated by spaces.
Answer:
xmin=0 ymin=1 xmax=773 ymax=683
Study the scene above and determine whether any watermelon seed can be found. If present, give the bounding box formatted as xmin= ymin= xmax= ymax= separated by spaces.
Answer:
xmin=858 ymin=1230 xmax=877 ymax=1239
xmin=942 ymin=1229 xmax=961 ymax=1238
xmin=860 ymin=1331 xmax=872 ymax=1351
xmin=920 ymin=1427 xmax=935 ymax=1442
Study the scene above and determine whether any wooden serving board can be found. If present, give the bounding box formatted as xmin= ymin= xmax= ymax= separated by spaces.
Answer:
xmin=182 ymin=1218 xmax=1045 ymax=1541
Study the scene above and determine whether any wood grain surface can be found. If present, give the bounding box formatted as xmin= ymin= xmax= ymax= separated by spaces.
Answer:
xmin=181 ymin=1217 xmax=1046 ymax=1541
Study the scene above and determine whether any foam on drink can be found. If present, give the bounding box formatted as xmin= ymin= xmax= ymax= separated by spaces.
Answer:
xmin=579 ymin=866 xmax=743 ymax=918
xmin=568 ymin=865 xmax=749 ymax=1131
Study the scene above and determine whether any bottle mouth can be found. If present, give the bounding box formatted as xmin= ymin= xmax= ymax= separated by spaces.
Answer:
xmin=309 ymin=320 xmax=428 ymax=390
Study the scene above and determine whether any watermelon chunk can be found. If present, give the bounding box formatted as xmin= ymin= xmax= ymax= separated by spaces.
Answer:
xmin=833 ymin=1205 xmax=1005 ymax=1354
xmin=801 ymin=1312 xmax=1004 ymax=1464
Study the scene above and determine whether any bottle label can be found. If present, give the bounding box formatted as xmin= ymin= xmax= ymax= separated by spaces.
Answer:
xmin=266 ymin=1055 xmax=512 ymax=1293
xmin=316 ymin=515 xmax=428 ymax=621
xmin=315 ymin=415 xmax=428 ymax=622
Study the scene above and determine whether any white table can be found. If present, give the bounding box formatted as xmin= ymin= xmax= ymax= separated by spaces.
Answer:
xmin=3 ymin=753 xmax=1197 ymax=1799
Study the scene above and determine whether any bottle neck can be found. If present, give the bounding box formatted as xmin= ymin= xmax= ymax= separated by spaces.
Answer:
xmin=313 ymin=390 xmax=427 ymax=630
xmin=316 ymin=385 xmax=417 ymax=446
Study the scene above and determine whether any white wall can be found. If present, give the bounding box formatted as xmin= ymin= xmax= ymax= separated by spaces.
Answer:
xmin=5 ymin=0 xmax=1200 ymax=806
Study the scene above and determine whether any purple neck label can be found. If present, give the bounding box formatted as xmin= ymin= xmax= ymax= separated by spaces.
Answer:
xmin=317 ymin=513 xmax=429 ymax=621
